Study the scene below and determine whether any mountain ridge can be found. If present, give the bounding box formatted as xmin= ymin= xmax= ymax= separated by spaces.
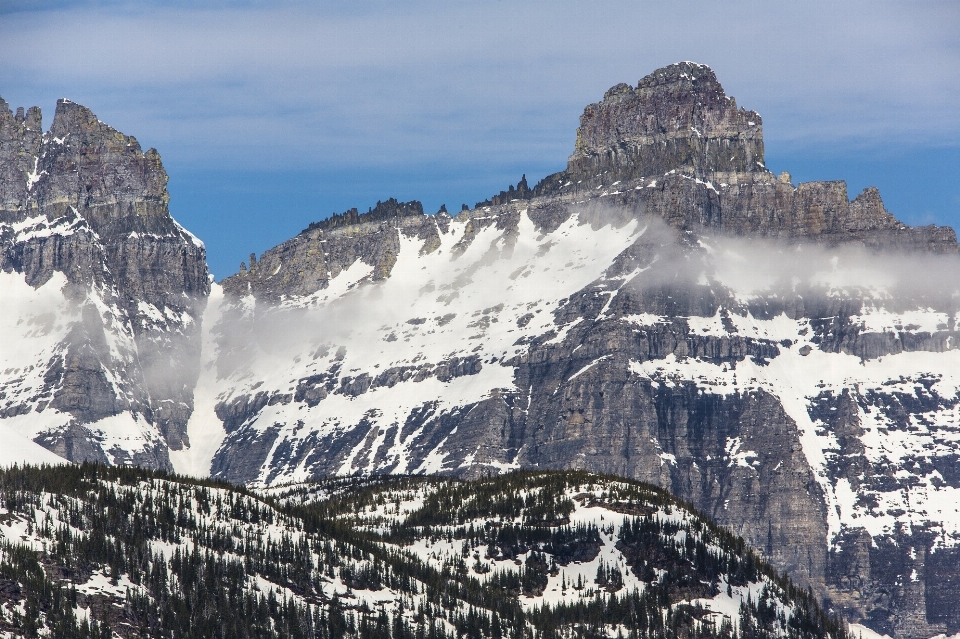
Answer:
xmin=3 ymin=61 xmax=960 ymax=638
xmin=0 ymin=464 xmax=850 ymax=639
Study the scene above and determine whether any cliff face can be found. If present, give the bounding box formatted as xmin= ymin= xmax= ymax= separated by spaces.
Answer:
xmin=3 ymin=62 xmax=960 ymax=638
xmin=0 ymin=97 xmax=209 ymax=464
xmin=197 ymin=63 xmax=960 ymax=638
xmin=565 ymin=61 xmax=764 ymax=183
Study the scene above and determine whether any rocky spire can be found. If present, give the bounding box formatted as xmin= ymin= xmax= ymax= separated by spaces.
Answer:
xmin=33 ymin=98 xmax=174 ymax=237
xmin=565 ymin=62 xmax=764 ymax=183
xmin=0 ymin=98 xmax=42 ymax=221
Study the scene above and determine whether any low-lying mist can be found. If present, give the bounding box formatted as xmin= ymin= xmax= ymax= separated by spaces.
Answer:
xmin=621 ymin=212 xmax=960 ymax=316
xmin=209 ymin=207 xmax=960 ymax=383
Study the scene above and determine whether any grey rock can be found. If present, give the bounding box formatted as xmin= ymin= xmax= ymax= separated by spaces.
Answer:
xmin=221 ymin=205 xmax=442 ymax=302
xmin=0 ymin=96 xmax=209 ymax=461
xmin=565 ymin=62 xmax=764 ymax=183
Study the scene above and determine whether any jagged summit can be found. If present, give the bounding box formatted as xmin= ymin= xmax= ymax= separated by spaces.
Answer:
xmin=1 ymin=97 xmax=175 ymax=236
xmin=560 ymin=61 xmax=764 ymax=185
xmin=0 ymin=94 xmax=209 ymax=461
xmin=45 ymin=98 xmax=174 ymax=237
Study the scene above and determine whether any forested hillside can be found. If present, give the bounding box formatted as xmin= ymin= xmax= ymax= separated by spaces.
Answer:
xmin=1 ymin=466 xmax=845 ymax=639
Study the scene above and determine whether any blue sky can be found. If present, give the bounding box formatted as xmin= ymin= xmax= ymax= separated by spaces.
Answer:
xmin=1 ymin=0 xmax=958 ymax=279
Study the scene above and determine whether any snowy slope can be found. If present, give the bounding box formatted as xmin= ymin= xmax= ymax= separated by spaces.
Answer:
xmin=183 ymin=196 xmax=960 ymax=548
xmin=0 ymin=261 xmax=168 ymax=467
xmin=0 ymin=422 xmax=67 ymax=467
xmin=168 ymin=283 xmax=228 ymax=477
xmin=0 ymin=270 xmax=76 ymax=442
xmin=188 ymin=210 xmax=646 ymax=483
xmin=190 ymin=204 xmax=960 ymax=542
xmin=184 ymin=196 xmax=960 ymax=637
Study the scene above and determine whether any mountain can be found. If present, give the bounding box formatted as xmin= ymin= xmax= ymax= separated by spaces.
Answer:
xmin=0 ymin=97 xmax=210 ymax=468
xmin=0 ymin=464 xmax=848 ymax=639
xmin=2 ymin=62 xmax=960 ymax=638
xmin=165 ymin=63 xmax=960 ymax=637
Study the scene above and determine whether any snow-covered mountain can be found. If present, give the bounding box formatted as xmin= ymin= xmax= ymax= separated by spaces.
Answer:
xmin=2 ymin=62 xmax=960 ymax=637
xmin=187 ymin=64 xmax=960 ymax=637
xmin=0 ymin=97 xmax=209 ymax=469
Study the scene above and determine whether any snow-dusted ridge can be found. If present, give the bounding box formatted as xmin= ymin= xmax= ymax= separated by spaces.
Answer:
xmin=0 ymin=465 xmax=845 ymax=639
xmin=191 ymin=210 xmax=646 ymax=484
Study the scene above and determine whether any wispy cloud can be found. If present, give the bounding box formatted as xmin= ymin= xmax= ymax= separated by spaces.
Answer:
xmin=2 ymin=0 xmax=958 ymax=171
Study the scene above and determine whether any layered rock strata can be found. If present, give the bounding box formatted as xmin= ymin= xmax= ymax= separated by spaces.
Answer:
xmin=0 ymin=97 xmax=209 ymax=464
xmin=564 ymin=61 xmax=765 ymax=182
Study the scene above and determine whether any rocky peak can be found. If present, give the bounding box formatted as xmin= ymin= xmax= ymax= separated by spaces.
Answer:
xmin=0 ymin=98 xmax=42 ymax=220
xmin=0 ymin=95 xmax=209 ymax=456
xmin=564 ymin=61 xmax=764 ymax=185
xmin=46 ymin=98 xmax=98 ymax=138
xmin=34 ymin=98 xmax=173 ymax=238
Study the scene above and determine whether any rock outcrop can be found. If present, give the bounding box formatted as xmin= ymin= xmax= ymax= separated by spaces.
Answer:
xmin=223 ymin=202 xmax=445 ymax=302
xmin=0 ymin=97 xmax=209 ymax=464
xmin=564 ymin=61 xmax=764 ymax=183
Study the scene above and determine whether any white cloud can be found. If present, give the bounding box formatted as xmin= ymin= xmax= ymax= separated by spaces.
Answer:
xmin=0 ymin=0 xmax=957 ymax=171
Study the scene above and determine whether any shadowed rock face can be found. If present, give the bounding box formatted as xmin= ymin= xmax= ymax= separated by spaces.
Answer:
xmin=0 ymin=100 xmax=42 ymax=218
xmin=0 ymin=97 xmax=209 ymax=462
